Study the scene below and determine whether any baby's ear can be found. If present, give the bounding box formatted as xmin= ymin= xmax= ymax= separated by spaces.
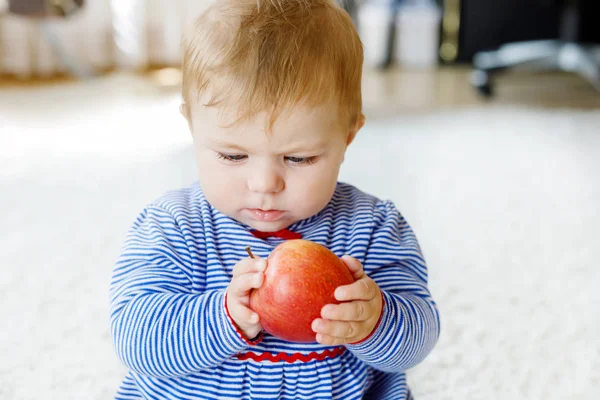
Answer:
xmin=180 ymin=103 xmax=189 ymax=120
xmin=346 ymin=114 xmax=365 ymax=147
xmin=180 ymin=103 xmax=193 ymax=132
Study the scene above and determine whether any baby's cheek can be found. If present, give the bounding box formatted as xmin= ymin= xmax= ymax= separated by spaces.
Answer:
xmin=198 ymin=168 xmax=242 ymax=211
xmin=291 ymin=172 xmax=336 ymax=217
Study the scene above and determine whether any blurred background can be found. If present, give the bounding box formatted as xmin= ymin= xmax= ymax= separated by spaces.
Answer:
xmin=1 ymin=0 xmax=599 ymax=399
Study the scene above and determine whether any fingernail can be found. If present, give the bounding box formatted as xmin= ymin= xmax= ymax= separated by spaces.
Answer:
xmin=256 ymin=259 xmax=266 ymax=270
xmin=251 ymin=313 xmax=259 ymax=323
xmin=312 ymin=319 xmax=321 ymax=332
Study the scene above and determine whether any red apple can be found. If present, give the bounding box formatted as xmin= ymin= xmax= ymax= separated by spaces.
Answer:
xmin=249 ymin=239 xmax=354 ymax=343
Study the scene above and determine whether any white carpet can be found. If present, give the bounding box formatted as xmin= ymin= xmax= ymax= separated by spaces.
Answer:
xmin=1 ymin=76 xmax=599 ymax=399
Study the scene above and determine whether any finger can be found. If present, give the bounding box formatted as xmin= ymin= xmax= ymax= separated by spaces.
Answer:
xmin=335 ymin=277 xmax=378 ymax=301
xmin=340 ymin=255 xmax=364 ymax=280
xmin=233 ymin=258 xmax=267 ymax=277
xmin=232 ymin=303 xmax=261 ymax=325
xmin=316 ymin=333 xmax=350 ymax=346
xmin=321 ymin=301 xmax=371 ymax=321
xmin=228 ymin=272 xmax=264 ymax=297
xmin=312 ymin=318 xmax=361 ymax=339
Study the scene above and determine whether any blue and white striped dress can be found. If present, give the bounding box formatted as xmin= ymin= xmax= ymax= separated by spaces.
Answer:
xmin=110 ymin=182 xmax=440 ymax=399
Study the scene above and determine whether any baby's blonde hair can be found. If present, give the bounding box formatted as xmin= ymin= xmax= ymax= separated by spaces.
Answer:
xmin=182 ymin=0 xmax=363 ymax=128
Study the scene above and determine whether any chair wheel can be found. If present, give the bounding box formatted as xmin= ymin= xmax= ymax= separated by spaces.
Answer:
xmin=471 ymin=70 xmax=494 ymax=98
xmin=476 ymin=82 xmax=493 ymax=97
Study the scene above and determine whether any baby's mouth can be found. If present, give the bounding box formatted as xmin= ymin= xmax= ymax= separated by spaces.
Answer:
xmin=247 ymin=209 xmax=285 ymax=222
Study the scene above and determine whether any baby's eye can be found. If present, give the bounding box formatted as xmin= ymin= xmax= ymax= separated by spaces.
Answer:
xmin=285 ymin=156 xmax=317 ymax=165
xmin=217 ymin=153 xmax=247 ymax=162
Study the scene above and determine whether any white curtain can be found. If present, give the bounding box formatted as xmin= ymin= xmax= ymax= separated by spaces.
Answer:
xmin=0 ymin=0 xmax=215 ymax=77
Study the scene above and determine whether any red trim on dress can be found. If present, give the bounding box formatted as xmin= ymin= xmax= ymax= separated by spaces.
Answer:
xmin=236 ymin=346 xmax=346 ymax=363
xmin=250 ymin=229 xmax=303 ymax=240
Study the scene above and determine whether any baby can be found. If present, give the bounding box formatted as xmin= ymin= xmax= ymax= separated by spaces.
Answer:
xmin=109 ymin=1 xmax=440 ymax=399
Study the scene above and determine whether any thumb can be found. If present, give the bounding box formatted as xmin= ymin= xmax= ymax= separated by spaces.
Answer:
xmin=341 ymin=255 xmax=365 ymax=281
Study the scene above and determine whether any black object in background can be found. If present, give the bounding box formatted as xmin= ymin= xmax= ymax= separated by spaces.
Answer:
xmin=451 ymin=0 xmax=600 ymax=63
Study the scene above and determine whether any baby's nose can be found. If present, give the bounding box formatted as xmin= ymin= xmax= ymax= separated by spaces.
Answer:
xmin=247 ymin=166 xmax=285 ymax=194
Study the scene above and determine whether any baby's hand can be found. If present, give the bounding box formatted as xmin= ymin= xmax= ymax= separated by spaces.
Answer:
xmin=226 ymin=257 xmax=266 ymax=340
xmin=312 ymin=256 xmax=383 ymax=346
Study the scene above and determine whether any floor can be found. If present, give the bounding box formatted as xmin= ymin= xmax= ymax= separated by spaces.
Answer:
xmin=1 ymin=67 xmax=599 ymax=399
xmin=3 ymin=64 xmax=600 ymax=115
xmin=361 ymin=66 xmax=600 ymax=117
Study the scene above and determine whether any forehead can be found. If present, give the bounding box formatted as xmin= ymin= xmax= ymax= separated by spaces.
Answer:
xmin=190 ymin=101 xmax=346 ymax=150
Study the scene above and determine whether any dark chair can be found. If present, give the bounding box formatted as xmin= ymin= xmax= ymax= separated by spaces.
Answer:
xmin=471 ymin=0 xmax=600 ymax=96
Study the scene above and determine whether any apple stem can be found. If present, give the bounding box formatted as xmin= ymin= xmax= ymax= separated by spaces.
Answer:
xmin=245 ymin=246 xmax=255 ymax=259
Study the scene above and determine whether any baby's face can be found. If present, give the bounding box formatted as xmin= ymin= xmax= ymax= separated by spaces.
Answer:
xmin=185 ymin=101 xmax=360 ymax=232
